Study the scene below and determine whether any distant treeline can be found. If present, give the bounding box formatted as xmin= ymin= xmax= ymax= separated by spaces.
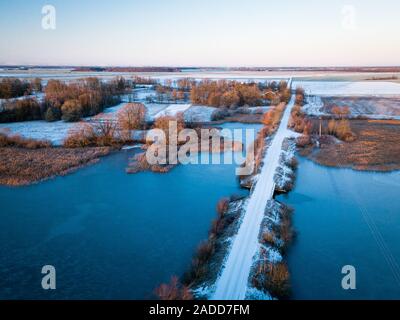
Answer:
xmin=230 ymin=67 xmax=400 ymax=73
xmin=73 ymin=67 xmax=182 ymax=73
xmin=0 ymin=78 xmax=42 ymax=99
xmin=0 ymin=77 xmax=130 ymax=123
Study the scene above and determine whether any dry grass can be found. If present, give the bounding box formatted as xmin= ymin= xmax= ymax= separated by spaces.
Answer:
xmin=306 ymin=119 xmax=400 ymax=171
xmin=262 ymin=231 xmax=277 ymax=247
xmin=0 ymin=146 xmax=110 ymax=186
xmin=216 ymin=198 xmax=230 ymax=216
xmin=63 ymin=121 xmax=124 ymax=148
xmin=212 ymin=112 xmax=263 ymax=124
xmin=252 ymin=261 xmax=290 ymax=300
xmin=126 ymin=151 xmax=177 ymax=174
xmin=0 ymin=133 xmax=51 ymax=149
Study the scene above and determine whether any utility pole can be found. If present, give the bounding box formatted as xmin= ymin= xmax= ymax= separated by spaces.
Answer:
xmin=319 ymin=117 xmax=322 ymax=137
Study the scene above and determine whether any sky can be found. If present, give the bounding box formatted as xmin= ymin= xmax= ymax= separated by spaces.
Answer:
xmin=0 ymin=0 xmax=399 ymax=67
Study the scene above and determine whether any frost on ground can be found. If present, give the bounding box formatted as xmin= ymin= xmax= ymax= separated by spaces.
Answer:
xmin=146 ymin=104 xmax=217 ymax=123
xmin=293 ymin=80 xmax=400 ymax=97
xmin=245 ymin=287 xmax=273 ymax=301
xmin=145 ymin=103 xmax=169 ymax=121
xmin=153 ymin=103 xmax=192 ymax=118
xmin=0 ymin=120 xmax=76 ymax=146
xmin=184 ymin=105 xmax=216 ymax=123
xmin=99 ymin=101 xmax=128 ymax=117
xmin=321 ymin=96 xmax=400 ymax=119
xmin=246 ymin=200 xmax=293 ymax=300
xmin=0 ymin=102 xmax=129 ymax=145
xmin=274 ymin=138 xmax=297 ymax=192
xmin=133 ymin=87 xmax=155 ymax=102
xmin=301 ymin=94 xmax=400 ymax=119
xmin=302 ymin=95 xmax=324 ymax=116
xmin=0 ymin=92 xmax=45 ymax=109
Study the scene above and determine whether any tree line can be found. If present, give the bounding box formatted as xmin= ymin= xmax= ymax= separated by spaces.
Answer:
xmin=145 ymin=79 xmax=291 ymax=107
xmin=0 ymin=77 xmax=131 ymax=123
xmin=189 ymin=80 xmax=290 ymax=108
xmin=0 ymin=78 xmax=42 ymax=99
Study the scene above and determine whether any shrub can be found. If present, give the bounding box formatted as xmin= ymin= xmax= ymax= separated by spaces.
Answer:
xmin=0 ymin=78 xmax=31 ymax=99
xmin=288 ymin=157 xmax=299 ymax=170
xmin=189 ymin=79 xmax=284 ymax=107
xmin=336 ymin=119 xmax=356 ymax=142
xmin=332 ymin=106 xmax=350 ymax=119
xmin=216 ymin=198 xmax=230 ymax=216
xmin=0 ymin=132 xmax=51 ymax=149
xmin=262 ymin=231 xmax=276 ymax=247
xmin=211 ymin=108 xmax=230 ymax=121
xmin=61 ymin=99 xmax=82 ymax=122
xmin=186 ymin=240 xmax=215 ymax=281
xmin=44 ymin=77 xmax=124 ymax=122
xmin=44 ymin=107 xmax=61 ymax=122
xmin=0 ymin=98 xmax=42 ymax=123
xmin=327 ymin=119 xmax=356 ymax=142
xmin=154 ymin=276 xmax=193 ymax=300
xmin=94 ymin=120 xmax=120 ymax=146
xmin=153 ymin=114 xmax=185 ymax=144
xmin=262 ymin=109 xmax=275 ymax=127
xmin=64 ymin=121 xmax=121 ymax=148
xmin=264 ymin=263 xmax=290 ymax=299
xmin=117 ymin=103 xmax=146 ymax=130
xmin=63 ymin=123 xmax=96 ymax=148
xmin=296 ymin=135 xmax=311 ymax=148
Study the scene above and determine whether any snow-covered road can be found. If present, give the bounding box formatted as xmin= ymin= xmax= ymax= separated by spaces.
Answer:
xmin=212 ymin=86 xmax=296 ymax=300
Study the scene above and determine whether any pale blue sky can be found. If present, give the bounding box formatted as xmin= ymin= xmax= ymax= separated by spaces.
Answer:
xmin=0 ymin=0 xmax=399 ymax=66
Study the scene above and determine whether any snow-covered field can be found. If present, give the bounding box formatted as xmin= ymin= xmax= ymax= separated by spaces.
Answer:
xmin=145 ymin=103 xmax=170 ymax=121
xmin=0 ymin=120 xmax=76 ymax=146
xmin=133 ymin=87 xmax=155 ymax=101
xmin=0 ymin=102 xmax=218 ymax=145
xmin=0 ymin=102 xmax=129 ymax=145
xmin=153 ymin=103 xmax=192 ymax=118
xmin=302 ymin=96 xmax=325 ymax=116
xmin=301 ymin=95 xmax=400 ymax=119
xmin=293 ymin=81 xmax=400 ymax=97
xmin=184 ymin=105 xmax=216 ymax=122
